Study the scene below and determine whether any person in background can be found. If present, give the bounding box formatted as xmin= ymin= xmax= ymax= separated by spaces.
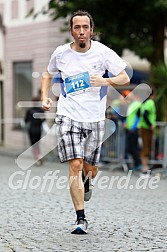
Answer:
xmin=25 ymin=96 xmax=45 ymax=166
xmin=139 ymin=89 xmax=156 ymax=176
xmin=110 ymin=91 xmax=129 ymax=123
xmin=124 ymin=91 xmax=142 ymax=171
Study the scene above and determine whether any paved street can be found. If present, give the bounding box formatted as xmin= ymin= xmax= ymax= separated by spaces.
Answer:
xmin=0 ymin=154 xmax=167 ymax=252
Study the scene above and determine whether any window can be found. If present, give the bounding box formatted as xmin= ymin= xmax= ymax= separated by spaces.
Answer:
xmin=13 ymin=62 xmax=32 ymax=129
xmin=26 ymin=0 xmax=34 ymax=15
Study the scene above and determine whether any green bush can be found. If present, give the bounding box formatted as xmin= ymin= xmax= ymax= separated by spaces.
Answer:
xmin=151 ymin=63 xmax=167 ymax=121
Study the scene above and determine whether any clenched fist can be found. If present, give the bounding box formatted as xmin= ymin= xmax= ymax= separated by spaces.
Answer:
xmin=42 ymin=98 xmax=53 ymax=111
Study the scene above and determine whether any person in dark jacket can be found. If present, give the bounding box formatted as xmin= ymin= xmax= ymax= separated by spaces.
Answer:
xmin=25 ymin=97 xmax=45 ymax=166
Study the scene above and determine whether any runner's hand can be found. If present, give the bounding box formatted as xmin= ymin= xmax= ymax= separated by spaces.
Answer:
xmin=90 ymin=74 xmax=108 ymax=87
xmin=42 ymin=98 xmax=52 ymax=111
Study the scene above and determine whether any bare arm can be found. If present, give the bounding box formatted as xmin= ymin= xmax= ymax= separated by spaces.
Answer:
xmin=41 ymin=71 xmax=53 ymax=111
xmin=90 ymin=70 xmax=130 ymax=87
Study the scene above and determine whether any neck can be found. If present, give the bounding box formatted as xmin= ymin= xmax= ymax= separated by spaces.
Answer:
xmin=71 ymin=40 xmax=91 ymax=53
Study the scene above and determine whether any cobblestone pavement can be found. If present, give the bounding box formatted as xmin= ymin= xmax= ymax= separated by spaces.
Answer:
xmin=0 ymin=155 xmax=167 ymax=252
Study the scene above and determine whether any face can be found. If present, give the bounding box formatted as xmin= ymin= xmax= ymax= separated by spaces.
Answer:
xmin=71 ymin=15 xmax=93 ymax=48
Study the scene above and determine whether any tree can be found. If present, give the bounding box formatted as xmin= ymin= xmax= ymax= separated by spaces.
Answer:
xmin=37 ymin=0 xmax=167 ymax=66
xmin=151 ymin=63 xmax=167 ymax=120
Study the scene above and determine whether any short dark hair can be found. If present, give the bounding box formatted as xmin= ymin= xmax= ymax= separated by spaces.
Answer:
xmin=70 ymin=10 xmax=94 ymax=29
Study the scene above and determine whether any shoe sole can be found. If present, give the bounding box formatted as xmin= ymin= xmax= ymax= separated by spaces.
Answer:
xmin=71 ymin=227 xmax=87 ymax=234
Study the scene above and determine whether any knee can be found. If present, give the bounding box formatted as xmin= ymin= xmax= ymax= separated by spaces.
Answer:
xmin=70 ymin=159 xmax=83 ymax=175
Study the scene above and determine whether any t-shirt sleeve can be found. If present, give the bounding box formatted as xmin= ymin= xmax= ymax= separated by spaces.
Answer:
xmin=105 ymin=49 xmax=127 ymax=76
xmin=47 ymin=50 xmax=58 ymax=75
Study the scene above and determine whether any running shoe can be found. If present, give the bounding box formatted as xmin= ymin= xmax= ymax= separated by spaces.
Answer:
xmin=71 ymin=219 xmax=88 ymax=234
xmin=139 ymin=170 xmax=152 ymax=178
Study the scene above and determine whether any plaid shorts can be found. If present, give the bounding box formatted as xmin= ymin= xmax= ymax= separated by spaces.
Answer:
xmin=55 ymin=115 xmax=105 ymax=166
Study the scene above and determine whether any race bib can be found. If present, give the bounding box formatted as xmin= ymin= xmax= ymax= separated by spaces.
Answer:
xmin=64 ymin=72 xmax=90 ymax=96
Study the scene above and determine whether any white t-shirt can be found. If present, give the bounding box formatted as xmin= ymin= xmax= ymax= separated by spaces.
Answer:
xmin=47 ymin=40 xmax=127 ymax=122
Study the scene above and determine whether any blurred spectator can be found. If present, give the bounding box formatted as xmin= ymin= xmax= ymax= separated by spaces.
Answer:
xmin=139 ymin=89 xmax=156 ymax=175
xmin=124 ymin=91 xmax=142 ymax=171
xmin=25 ymin=97 xmax=45 ymax=166
xmin=109 ymin=91 xmax=129 ymax=123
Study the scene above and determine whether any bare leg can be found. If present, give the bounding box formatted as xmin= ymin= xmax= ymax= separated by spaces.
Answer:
xmin=32 ymin=144 xmax=40 ymax=161
xmin=141 ymin=156 xmax=149 ymax=172
xmin=69 ymin=158 xmax=84 ymax=211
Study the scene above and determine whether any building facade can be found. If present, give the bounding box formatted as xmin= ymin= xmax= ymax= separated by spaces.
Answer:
xmin=0 ymin=0 xmax=69 ymax=149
